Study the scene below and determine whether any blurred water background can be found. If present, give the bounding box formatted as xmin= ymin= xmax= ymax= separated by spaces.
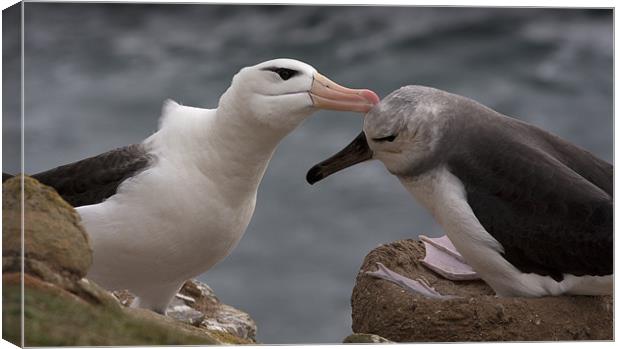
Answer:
xmin=3 ymin=3 xmax=612 ymax=344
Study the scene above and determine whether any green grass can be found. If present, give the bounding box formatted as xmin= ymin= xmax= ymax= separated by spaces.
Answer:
xmin=2 ymin=280 xmax=22 ymax=346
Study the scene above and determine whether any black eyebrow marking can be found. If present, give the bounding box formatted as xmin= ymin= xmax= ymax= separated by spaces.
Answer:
xmin=261 ymin=67 xmax=299 ymax=81
xmin=372 ymin=134 xmax=397 ymax=142
xmin=260 ymin=67 xmax=280 ymax=72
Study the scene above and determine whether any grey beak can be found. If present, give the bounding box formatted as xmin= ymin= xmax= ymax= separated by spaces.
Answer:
xmin=306 ymin=131 xmax=373 ymax=185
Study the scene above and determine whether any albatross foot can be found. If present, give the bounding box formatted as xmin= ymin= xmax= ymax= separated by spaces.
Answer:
xmin=419 ymin=235 xmax=480 ymax=281
xmin=365 ymin=262 xmax=457 ymax=299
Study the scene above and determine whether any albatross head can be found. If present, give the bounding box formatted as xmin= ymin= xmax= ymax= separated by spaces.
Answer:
xmin=307 ymin=86 xmax=451 ymax=183
xmin=219 ymin=58 xmax=380 ymax=131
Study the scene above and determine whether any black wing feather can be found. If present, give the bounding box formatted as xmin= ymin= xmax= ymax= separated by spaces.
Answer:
xmin=32 ymin=144 xmax=153 ymax=207
xmin=447 ymin=114 xmax=612 ymax=280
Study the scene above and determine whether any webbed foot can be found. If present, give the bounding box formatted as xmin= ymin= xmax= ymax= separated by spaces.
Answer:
xmin=420 ymin=235 xmax=479 ymax=281
xmin=365 ymin=262 xmax=457 ymax=300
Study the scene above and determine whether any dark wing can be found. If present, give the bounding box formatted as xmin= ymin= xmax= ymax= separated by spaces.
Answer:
xmin=32 ymin=144 xmax=153 ymax=207
xmin=447 ymin=112 xmax=612 ymax=281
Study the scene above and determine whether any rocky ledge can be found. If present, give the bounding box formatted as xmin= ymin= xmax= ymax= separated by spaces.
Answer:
xmin=3 ymin=176 xmax=257 ymax=346
xmin=351 ymin=239 xmax=612 ymax=342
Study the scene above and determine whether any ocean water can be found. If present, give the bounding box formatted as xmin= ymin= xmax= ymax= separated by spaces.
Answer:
xmin=3 ymin=4 xmax=612 ymax=344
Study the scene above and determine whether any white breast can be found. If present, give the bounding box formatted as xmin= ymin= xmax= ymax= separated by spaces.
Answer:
xmin=399 ymin=167 xmax=509 ymax=280
xmin=78 ymin=101 xmax=267 ymax=293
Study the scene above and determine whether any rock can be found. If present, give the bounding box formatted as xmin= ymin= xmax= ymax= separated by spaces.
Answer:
xmin=167 ymin=302 xmax=206 ymax=326
xmin=112 ymin=289 xmax=136 ymax=307
xmin=113 ymin=279 xmax=257 ymax=341
xmin=351 ymin=239 xmax=613 ymax=342
xmin=343 ymin=333 xmax=394 ymax=343
xmin=201 ymin=303 xmax=257 ymax=341
xmin=174 ymin=280 xmax=258 ymax=341
xmin=3 ymin=176 xmax=92 ymax=279
xmin=2 ymin=177 xmax=256 ymax=345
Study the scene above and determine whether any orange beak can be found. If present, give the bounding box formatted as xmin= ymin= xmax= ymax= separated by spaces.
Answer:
xmin=309 ymin=73 xmax=380 ymax=113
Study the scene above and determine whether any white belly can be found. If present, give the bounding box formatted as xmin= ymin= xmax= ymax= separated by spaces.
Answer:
xmin=77 ymin=168 xmax=256 ymax=292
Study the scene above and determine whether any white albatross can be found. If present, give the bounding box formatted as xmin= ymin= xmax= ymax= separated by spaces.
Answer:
xmin=23 ymin=58 xmax=380 ymax=312
xmin=307 ymin=85 xmax=612 ymax=298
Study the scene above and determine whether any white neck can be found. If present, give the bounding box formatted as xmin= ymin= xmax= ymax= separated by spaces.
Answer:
xmin=399 ymin=167 xmax=503 ymax=252
xmin=146 ymin=99 xmax=306 ymax=207
xmin=207 ymin=104 xmax=283 ymax=192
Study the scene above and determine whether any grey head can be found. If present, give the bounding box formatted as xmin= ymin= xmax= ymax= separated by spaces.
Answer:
xmin=307 ymin=85 xmax=459 ymax=184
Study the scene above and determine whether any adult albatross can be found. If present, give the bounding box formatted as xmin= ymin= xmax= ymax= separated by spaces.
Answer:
xmin=19 ymin=58 xmax=379 ymax=312
xmin=307 ymin=85 xmax=612 ymax=297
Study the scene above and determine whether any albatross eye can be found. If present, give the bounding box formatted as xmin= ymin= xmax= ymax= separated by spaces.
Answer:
xmin=262 ymin=67 xmax=299 ymax=81
xmin=372 ymin=134 xmax=397 ymax=143
xmin=274 ymin=68 xmax=297 ymax=80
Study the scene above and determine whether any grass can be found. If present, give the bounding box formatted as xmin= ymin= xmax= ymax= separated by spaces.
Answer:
xmin=3 ymin=278 xmax=223 ymax=346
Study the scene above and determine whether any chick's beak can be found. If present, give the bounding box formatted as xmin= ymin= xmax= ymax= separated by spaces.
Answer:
xmin=306 ymin=131 xmax=373 ymax=185
xmin=310 ymin=73 xmax=380 ymax=113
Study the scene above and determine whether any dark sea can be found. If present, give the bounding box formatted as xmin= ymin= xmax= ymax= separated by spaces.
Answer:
xmin=3 ymin=3 xmax=613 ymax=344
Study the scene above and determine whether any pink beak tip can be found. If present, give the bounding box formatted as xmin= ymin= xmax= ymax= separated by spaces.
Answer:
xmin=361 ymin=89 xmax=381 ymax=105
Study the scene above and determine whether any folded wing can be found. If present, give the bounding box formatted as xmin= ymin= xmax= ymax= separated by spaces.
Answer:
xmin=32 ymin=144 xmax=153 ymax=207
xmin=447 ymin=114 xmax=612 ymax=281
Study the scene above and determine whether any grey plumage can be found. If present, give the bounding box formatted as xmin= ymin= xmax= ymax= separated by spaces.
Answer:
xmin=433 ymin=88 xmax=612 ymax=280
xmin=308 ymin=85 xmax=612 ymax=280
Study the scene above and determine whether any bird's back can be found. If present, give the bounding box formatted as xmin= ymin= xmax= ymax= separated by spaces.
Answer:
xmin=31 ymin=144 xmax=153 ymax=207
xmin=445 ymin=104 xmax=612 ymax=280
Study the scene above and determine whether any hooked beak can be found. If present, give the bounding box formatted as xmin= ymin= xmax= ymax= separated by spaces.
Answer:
xmin=310 ymin=73 xmax=380 ymax=113
xmin=306 ymin=131 xmax=373 ymax=185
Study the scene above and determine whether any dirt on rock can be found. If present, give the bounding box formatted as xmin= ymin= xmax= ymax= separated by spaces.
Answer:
xmin=351 ymin=239 xmax=613 ymax=342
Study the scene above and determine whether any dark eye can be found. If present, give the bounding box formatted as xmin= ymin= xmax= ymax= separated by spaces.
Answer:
xmin=261 ymin=67 xmax=299 ymax=81
xmin=274 ymin=68 xmax=297 ymax=80
xmin=372 ymin=134 xmax=397 ymax=142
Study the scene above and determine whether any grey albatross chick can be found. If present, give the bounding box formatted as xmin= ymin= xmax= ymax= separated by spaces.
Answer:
xmin=307 ymin=85 xmax=612 ymax=297
xmin=14 ymin=58 xmax=379 ymax=313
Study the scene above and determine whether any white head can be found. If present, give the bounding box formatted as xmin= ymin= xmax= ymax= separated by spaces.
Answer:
xmin=307 ymin=86 xmax=455 ymax=183
xmin=219 ymin=58 xmax=380 ymax=132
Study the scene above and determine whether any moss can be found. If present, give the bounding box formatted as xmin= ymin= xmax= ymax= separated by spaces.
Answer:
xmin=2 ymin=275 xmax=21 ymax=346
xmin=3 ymin=277 xmax=222 ymax=346
xmin=3 ymin=176 xmax=92 ymax=278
